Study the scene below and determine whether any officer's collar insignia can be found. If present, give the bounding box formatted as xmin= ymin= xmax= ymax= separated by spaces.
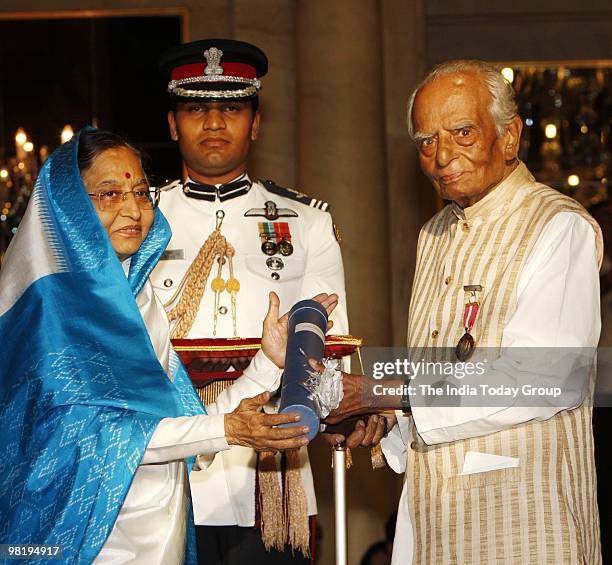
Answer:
xmin=183 ymin=176 xmax=251 ymax=202
xmin=204 ymin=47 xmax=224 ymax=76
xmin=244 ymin=200 xmax=298 ymax=221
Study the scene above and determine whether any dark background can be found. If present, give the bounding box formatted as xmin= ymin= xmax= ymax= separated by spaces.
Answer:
xmin=0 ymin=16 xmax=182 ymax=184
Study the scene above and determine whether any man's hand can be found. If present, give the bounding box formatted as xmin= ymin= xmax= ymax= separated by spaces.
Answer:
xmin=306 ymin=365 xmax=379 ymax=424
xmin=321 ymin=414 xmax=391 ymax=449
xmin=305 ymin=361 xmax=403 ymax=424
xmin=261 ymin=291 xmax=339 ymax=368
xmin=224 ymin=392 xmax=310 ymax=451
xmin=327 ymin=372 xmax=375 ymax=424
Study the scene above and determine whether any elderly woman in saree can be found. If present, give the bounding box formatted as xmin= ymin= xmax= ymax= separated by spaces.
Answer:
xmin=0 ymin=129 xmax=337 ymax=564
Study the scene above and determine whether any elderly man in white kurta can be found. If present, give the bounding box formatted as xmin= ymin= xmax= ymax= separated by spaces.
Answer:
xmin=330 ymin=60 xmax=603 ymax=564
xmin=389 ymin=60 xmax=604 ymax=565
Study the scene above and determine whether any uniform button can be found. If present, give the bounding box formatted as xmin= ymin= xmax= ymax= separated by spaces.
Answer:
xmin=271 ymin=272 xmax=280 ymax=281
xmin=410 ymin=441 xmax=418 ymax=450
xmin=444 ymin=276 xmax=452 ymax=285
xmin=218 ymin=306 xmax=228 ymax=315
xmin=266 ymin=257 xmax=284 ymax=270
xmin=431 ymin=330 xmax=439 ymax=338
xmin=163 ymin=278 xmax=173 ymax=288
xmin=462 ymin=222 xmax=470 ymax=233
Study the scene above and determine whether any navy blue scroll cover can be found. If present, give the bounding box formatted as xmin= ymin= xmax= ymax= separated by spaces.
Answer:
xmin=279 ymin=299 xmax=328 ymax=441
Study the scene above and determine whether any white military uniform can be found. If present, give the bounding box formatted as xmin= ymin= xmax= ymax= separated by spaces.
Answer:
xmin=150 ymin=174 xmax=348 ymax=527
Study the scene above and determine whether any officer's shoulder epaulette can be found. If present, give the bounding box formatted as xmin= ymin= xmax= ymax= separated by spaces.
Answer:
xmin=260 ymin=179 xmax=330 ymax=212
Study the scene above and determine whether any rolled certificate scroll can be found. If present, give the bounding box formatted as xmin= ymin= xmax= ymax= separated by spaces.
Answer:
xmin=279 ymin=299 xmax=329 ymax=441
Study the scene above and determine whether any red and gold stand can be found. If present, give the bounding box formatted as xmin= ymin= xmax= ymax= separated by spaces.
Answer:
xmin=172 ymin=334 xmax=362 ymax=405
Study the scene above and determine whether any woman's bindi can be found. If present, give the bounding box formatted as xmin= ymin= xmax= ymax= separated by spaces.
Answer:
xmin=124 ymin=172 xmax=131 ymax=179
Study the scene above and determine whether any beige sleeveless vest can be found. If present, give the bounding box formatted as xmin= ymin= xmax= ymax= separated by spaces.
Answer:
xmin=405 ymin=163 xmax=603 ymax=564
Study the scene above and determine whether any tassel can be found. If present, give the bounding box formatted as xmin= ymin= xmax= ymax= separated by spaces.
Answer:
xmin=284 ymin=449 xmax=311 ymax=557
xmin=330 ymin=447 xmax=352 ymax=470
xmin=370 ymin=444 xmax=386 ymax=469
xmin=197 ymin=379 xmax=234 ymax=406
xmin=258 ymin=450 xmax=285 ymax=552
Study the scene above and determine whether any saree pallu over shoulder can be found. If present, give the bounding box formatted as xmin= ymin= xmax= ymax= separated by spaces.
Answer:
xmin=0 ymin=129 xmax=204 ymax=564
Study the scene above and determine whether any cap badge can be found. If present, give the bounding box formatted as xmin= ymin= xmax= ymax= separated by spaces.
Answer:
xmin=204 ymin=47 xmax=224 ymax=76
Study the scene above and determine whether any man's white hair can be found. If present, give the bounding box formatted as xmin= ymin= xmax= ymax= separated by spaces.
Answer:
xmin=407 ymin=60 xmax=518 ymax=139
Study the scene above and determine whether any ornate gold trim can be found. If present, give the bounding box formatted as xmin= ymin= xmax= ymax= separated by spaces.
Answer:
xmin=173 ymin=335 xmax=363 ymax=352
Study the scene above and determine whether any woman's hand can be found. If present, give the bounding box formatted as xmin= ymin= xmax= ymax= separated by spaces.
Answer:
xmin=224 ymin=392 xmax=310 ymax=451
xmin=261 ymin=291 xmax=339 ymax=368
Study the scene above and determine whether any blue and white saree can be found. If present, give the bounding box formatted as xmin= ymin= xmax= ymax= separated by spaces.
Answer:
xmin=0 ymin=130 xmax=203 ymax=563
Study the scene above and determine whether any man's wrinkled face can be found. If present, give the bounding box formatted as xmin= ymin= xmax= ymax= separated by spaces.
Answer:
xmin=412 ymin=71 xmax=518 ymax=207
xmin=168 ymin=100 xmax=260 ymax=185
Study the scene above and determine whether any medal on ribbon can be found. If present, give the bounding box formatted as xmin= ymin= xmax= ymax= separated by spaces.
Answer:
xmin=274 ymin=222 xmax=293 ymax=256
xmin=259 ymin=222 xmax=276 ymax=255
xmin=258 ymin=222 xmax=293 ymax=256
xmin=456 ymin=284 xmax=483 ymax=361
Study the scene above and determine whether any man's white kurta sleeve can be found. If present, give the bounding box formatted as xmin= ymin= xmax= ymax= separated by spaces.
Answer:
xmin=380 ymin=415 xmax=409 ymax=473
xmin=410 ymin=212 xmax=601 ymax=445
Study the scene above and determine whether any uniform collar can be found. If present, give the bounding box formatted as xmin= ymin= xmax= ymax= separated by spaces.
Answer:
xmin=182 ymin=172 xmax=252 ymax=202
xmin=451 ymin=161 xmax=535 ymax=222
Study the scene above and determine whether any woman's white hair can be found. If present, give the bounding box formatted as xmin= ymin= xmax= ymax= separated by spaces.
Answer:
xmin=407 ymin=60 xmax=518 ymax=139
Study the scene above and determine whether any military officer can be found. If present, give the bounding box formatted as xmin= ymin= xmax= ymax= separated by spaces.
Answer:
xmin=151 ymin=39 xmax=348 ymax=565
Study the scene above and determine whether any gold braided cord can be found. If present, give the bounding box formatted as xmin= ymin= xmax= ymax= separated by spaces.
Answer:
xmin=163 ymin=230 xmax=221 ymax=311
xmin=165 ymin=228 xmax=235 ymax=339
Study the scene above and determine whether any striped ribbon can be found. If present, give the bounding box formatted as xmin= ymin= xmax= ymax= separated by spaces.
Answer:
xmin=258 ymin=222 xmax=291 ymax=242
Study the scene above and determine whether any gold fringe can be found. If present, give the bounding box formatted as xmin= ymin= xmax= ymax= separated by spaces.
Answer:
xmin=258 ymin=450 xmax=285 ymax=552
xmin=284 ymin=449 xmax=311 ymax=557
xmin=370 ymin=445 xmax=386 ymax=469
xmin=331 ymin=447 xmax=353 ymax=470
xmin=196 ymin=380 xmax=234 ymax=406
xmin=346 ymin=447 xmax=353 ymax=469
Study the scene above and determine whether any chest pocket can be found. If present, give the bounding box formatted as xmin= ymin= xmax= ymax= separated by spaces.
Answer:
xmin=244 ymin=253 xmax=306 ymax=283
xmin=151 ymin=259 xmax=190 ymax=304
